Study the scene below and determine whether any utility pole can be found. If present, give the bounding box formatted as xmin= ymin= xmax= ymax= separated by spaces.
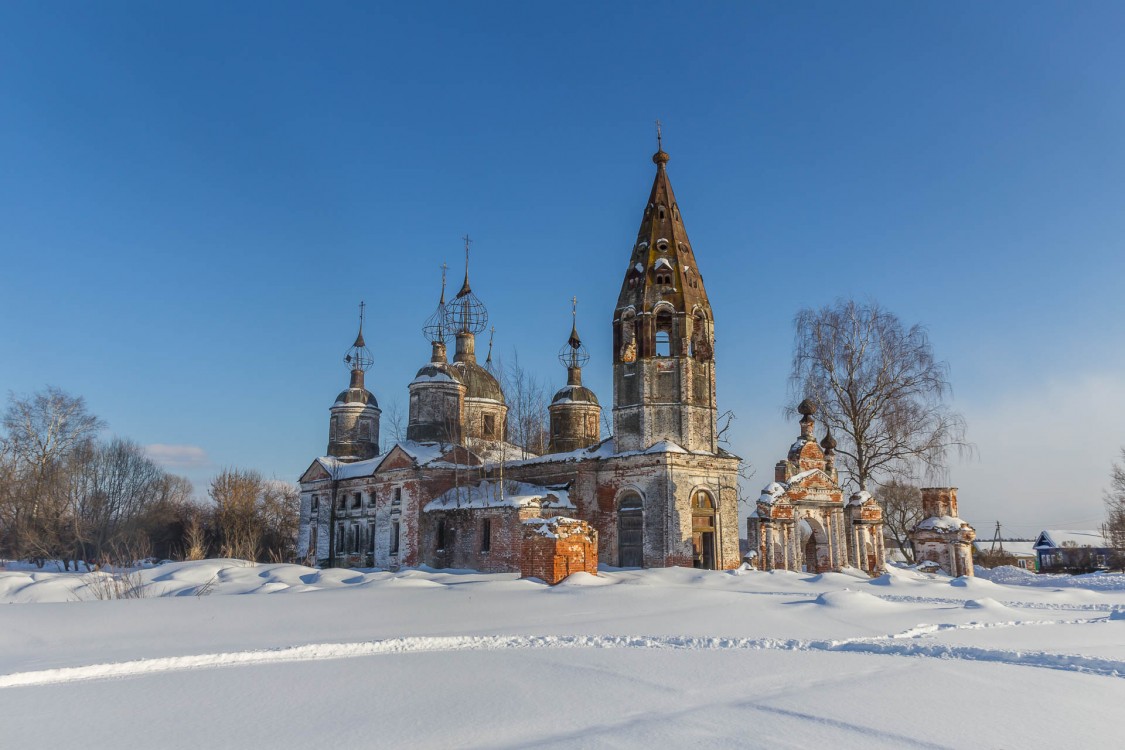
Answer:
xmin=990 ymin=521 xmax=1004 ymax=554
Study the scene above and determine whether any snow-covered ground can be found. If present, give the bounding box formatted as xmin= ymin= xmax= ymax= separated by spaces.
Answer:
xmin=1 ymin=561 xmax=1122 ymax=748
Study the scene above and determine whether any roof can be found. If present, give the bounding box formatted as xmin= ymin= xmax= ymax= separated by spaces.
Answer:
xmin=451 ymin=358 xmax=504 ymax=403
xmin=551 ymin=383 xmax=600 ymax=406
xmin=333 ymin=387 xmax=379 ymax=408
xmin=423 ymin=480 xmax=574 ymax=512
xmin=916 ymin=515 xmax=971 ymax=532
xmin=311 ymin=441 xmax=460 ymax=480
xmin=973 ymin=541 xmax=1037 ymax=557
xmin=615 ymin=147 xmax=712 ymax=319
xmin=1034 ymin=529 xmax=1110 ymax=550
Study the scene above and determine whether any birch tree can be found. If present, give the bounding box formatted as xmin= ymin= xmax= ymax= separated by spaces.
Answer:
xmin=790 ymin=300 xmax=969 ymax=491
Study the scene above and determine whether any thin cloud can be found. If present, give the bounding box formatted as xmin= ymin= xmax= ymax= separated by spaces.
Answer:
xmin=955 ymin=372 xmax=1125 ymax=533
xmin=145 ymin=444 xmax=210 ymax=469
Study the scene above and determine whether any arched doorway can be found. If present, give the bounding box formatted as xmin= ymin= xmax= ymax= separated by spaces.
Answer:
xmin=799 ymin=517 xmax=827 ymax=573
xmin=691 ymin=491 xmax=717 ymax=570
xmin=617 ymin=493 xmax=644 ymax=567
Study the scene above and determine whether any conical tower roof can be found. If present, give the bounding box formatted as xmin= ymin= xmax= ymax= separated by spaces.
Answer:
xmin=616 ymin=141 xmax=712 ymax=317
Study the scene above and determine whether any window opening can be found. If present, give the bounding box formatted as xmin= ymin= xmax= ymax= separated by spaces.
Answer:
xmin=481 ymin=519 xmax=492 ymax=552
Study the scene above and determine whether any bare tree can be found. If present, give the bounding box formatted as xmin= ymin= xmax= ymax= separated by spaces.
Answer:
xmin=790 ymin=300 xmax=970 ymax=491
xmin=1104 ymin=448 xmax=1125 ymax=568
xmin=1 ymin=387 xmax=105 ymax=563
xmin=716 ymin=411 xmax=755 ymax=505
xmin=383 ymin=398 xmax=408 ymax=451
xmin=499 ymin=352 xmax=550 ymax=458
xmin=878 ymin=479 xmax=924 ymax=562
xmin=208 ymin=468 xmax=301 ymax=564
xmin=210 ymin=468 xmax=264 ymax=562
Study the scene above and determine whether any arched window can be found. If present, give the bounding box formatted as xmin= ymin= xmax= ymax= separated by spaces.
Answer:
xmin=619 ymin=310 xmax=637 ymax=363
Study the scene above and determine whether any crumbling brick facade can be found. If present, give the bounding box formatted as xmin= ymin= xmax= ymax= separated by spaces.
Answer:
xmin=747 ymin=401 xmax=886 ymax=576
xmin=910 ymin=487 xmax=976 ymax=577
xmin=520 ymin=517 xmax=598 ymax=584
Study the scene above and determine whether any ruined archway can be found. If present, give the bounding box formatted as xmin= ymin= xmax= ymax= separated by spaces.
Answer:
xmin=798 ymin=517 xmax=829 ymax=573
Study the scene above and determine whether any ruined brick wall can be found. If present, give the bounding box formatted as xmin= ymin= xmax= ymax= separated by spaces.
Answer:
xmin=921 ymin=487 xmax=959 ymax=519
xmin=911 ymin=487 xmax=976 ymax=577
xmin=520 ymin=517 xmax=598 ymax=584
xmin=419 ymin=506 xmax=527 ymax=573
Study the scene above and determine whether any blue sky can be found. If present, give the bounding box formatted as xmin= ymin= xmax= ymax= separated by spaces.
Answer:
xmin=2 ymin=2 xmax=1124 ymax=535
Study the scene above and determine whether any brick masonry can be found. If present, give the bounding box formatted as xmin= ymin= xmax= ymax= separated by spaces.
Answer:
xmin=520 ymin=517 xmax=598 ymax=584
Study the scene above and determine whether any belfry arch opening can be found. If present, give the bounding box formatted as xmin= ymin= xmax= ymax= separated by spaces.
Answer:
xmin=655 ymin=310 xmax=673 ymax=357
xmin=691 ymin=490 xmax=717 ymax=570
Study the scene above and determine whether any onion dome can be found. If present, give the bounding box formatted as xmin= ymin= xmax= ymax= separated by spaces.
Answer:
xmin=820 ymin=426 xmax=837 ymax=452
xmin=343 ymin=301 xmax=374 ymax=373
xmin=797 ymin=399 xmax=817 ymax=416
xmin=452 ymin=359 xmax=505 ymax=403
xmin=553 ymin=297 xmax=597 ymax=405
xmin=422 ymin=265 xmax=449 ymax=344
xmin=445 ymin=235 xmax=488 ymax=335
xmin=335 ymin=380 xmax=378 ymax=408
xmin=552 ymin=382 xmax=599 ymax=406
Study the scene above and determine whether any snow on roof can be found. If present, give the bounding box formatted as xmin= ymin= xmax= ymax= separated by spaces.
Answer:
xmin=467 ymin=438 xmax=541 ymax=464
xmin=645 ymin=440 xmax=688 ymax=454
xmin=1034 ymin=530 xmax=1110 ymax=550
xmin=314 ymin=441 xmax=462 ymax=480
xmin=410 ymin=372 xmax=457 ymax=384
xmin=315 ymin=455 xmax=382 ymax=480
xmin=424 ymin=480 xmax=574 ymax=512
xmin=523 ymin=516 xmax=584 ymax=540
xmin=848 ymin=490 xmax=874 ymax=507
xmin=786 ymin=470 xmax=820 ymax=484
xmin=759 ymin=482 xmax=787 ymax=505
xmin=916 ymin=515 xmax=969 ymax=532
xmin=654 ymin=256 xmax=673 ymax=270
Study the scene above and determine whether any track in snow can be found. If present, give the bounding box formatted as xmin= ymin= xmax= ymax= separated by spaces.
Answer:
xmin=2 ymin=624 xmax=1123 ymax=689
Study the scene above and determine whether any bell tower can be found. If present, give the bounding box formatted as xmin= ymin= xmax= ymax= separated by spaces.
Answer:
xmin=612 ymin=131 xmax=718 ymax=453
xmin=327 ymin=302 xmax=381 ymax=461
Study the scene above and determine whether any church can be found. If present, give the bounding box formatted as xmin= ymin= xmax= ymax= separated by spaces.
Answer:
xmin=296 ymin=141 xmax=885 ymax=576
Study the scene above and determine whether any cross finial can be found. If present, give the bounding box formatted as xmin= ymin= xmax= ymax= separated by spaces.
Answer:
xmin=655 ymin=119 xmax=663 ymax=150
xmin=358 ymin=300 xmax=366 ymax=332
xmin=571 ymin=296 xmax=578 ymax=319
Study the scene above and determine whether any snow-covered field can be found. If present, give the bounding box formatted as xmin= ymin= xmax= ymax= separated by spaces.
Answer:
xmin=1 ymin=561 xmax=1122 ymax=748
